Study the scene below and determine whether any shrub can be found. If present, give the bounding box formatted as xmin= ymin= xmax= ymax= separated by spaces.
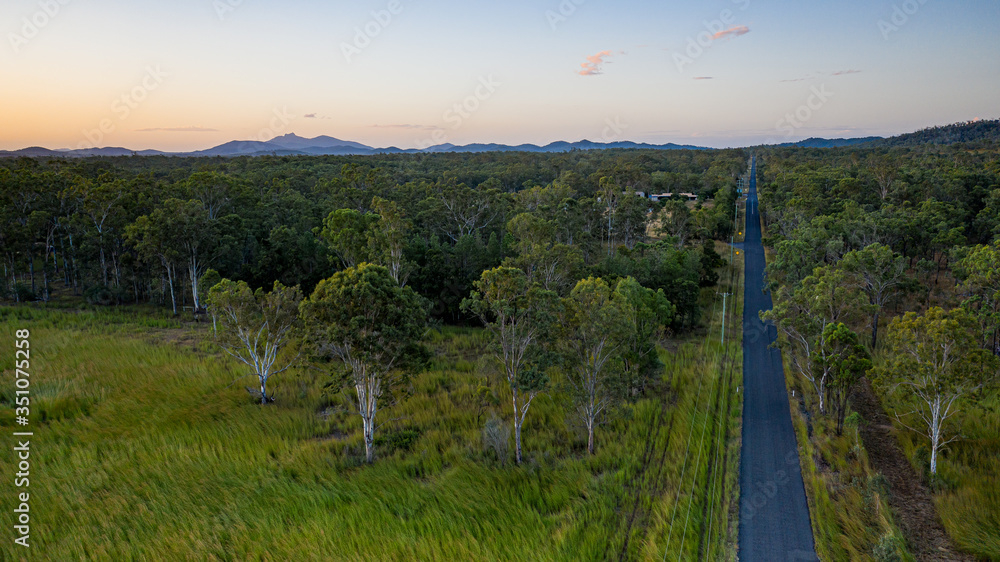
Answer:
xmin=84 ymin=285 xmax=123 ymax=306
xmin=13 ymin=282 xmax=37 ymax=302
xmin=374 ymin=429 xmax=421 ymax=455
xmin=482 ymin=413 xmax=510 ymax=466
xmin=872 ymin=532 xmax=903 ymax=562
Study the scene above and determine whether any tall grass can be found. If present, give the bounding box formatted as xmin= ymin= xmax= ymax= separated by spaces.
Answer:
xmin=784 ymin=360 xmax=913 ymax=561
xmin=0 ymin=287 xmax=742 ymax=560
xmin=894 ymin=390 xmax=1000 ymax=560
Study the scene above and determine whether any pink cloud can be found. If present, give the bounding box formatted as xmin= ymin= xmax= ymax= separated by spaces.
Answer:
xmin=578 ymin=50 xmax=613 ymax=76
xmin=693 ymin=76 xmax=714 ymax=80
xmin=712 ymin=25 xmax=750 ymax=40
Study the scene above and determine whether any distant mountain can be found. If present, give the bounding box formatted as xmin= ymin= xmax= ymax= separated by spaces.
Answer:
xmin=777 ymin=137 xmax=883 ymax=148
xmin=4 ymin=120 xmax=995 ymax=158
xmin=266 ymin=133 xmax=370 ymax=151
xmin=0 ymin=134 xmax=717 ymax=158
xmin=188 ymin=140 xmax=293 ymax=157
xmin=167 ymin=136 xmax=710 ymax=157
xmin=424 ymin=139 xmax=706 ymax=153
xmin=873 ymin=119 xmax=1000 ymax=147
xmin=0 ymin=146 xmax=64 ymax=157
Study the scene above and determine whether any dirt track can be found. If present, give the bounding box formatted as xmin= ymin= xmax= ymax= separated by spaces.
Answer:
xmin=851 ymin=379 xmax=972 ymax=561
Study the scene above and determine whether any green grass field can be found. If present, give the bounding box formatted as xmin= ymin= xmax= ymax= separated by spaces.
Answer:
xmin=0 ymin=267 xmax=742 ymax=561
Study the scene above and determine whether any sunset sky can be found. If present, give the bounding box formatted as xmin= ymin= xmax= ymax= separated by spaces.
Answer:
xmin=2 ymin=0 xmax=998 ymax=151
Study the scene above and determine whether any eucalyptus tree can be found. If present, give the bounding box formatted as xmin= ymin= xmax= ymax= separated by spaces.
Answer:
xmin=764 ymin=266 xmax=869 ymax=413
xmin=957 ymin=240 xmax=1000 ymax=352
xmin=321 ymin=208 xmax=377 ymax=270
xmin=369 ymin=196 xmax=411 ymax=286
xmin=206 ymin=279 xmax=303 ymax=404
xmin=300 ymin=263 xmax=428 ymax=463
xmin=504 ymin=212 xmax=583 ymax=294
xmin=813 ymin=323 xmax=871 ymax=435
xmin=559 ymin=277 xmax=629 ymax=454
xmin=126 ymin=212 xmax=182 ymax=314
xmin=613 ymin=276 xmax=674 ymax=397
xmin=878 ymin=307 xmax=998 ymax=474
xmin=75 ymin=176 xmax=124 ymax=287
xmin=462 ymin=266 xmax=560 ymax=464
xmin=841 ymin=243 xmax=909 ymax=348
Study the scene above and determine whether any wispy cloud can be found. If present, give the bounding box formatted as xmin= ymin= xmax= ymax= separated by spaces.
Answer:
xmin=712 ymin=25 xmax=750 ymax=40
xmin=370 ymin=123 xmax=441 ymax=131
xmin=136 ymin=126 xmax=217 ymax=132
xmin=578 ymin=50 xmax=613 ymax=76
xmin=781 ymin=69 xmax=861 ymax=83
xmin=693 ymin=76 xmax=714 ymax=80
xmin=305 ymin=113 xmax=333 ymax=120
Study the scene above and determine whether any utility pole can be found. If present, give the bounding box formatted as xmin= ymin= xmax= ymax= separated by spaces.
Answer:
xmin=719 ymin=292 xmax=732 ymax=346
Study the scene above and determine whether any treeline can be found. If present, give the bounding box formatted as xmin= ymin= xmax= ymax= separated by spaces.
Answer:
xmin=873 ymin=119 xmax=1000 ymax=148
xmin=0 ymin=149 xmax=744 ymax=327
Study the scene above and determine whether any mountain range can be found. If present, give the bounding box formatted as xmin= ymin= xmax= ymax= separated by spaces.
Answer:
xmin=1 ymin=120 xmax=996 ymax=158
xmin=0 ymin=134 xmax=713 ymax=158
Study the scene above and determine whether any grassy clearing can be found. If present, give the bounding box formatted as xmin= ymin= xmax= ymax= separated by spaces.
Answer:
xmin=1 ymin=268 xmax=742 ymax=562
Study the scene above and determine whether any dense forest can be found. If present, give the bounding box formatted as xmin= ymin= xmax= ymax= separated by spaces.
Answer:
xmin=0 ymin=149 xmax=744 ymax=325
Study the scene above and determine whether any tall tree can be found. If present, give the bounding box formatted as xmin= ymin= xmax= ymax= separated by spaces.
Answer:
xmin=878 ymin=307 xmax=998 ymax=474
xmin=504 ymin=212 xmax=582 ymax=294
xmin=842 ymin=243 xmax=909 ymax=348
xmin=76 ymin=176 xmax=125 ymax=287
xmin=300 ymin=263 xmax=428 ymax=463
xmin=765 ymin=266 xmax=869 ymax=413
xmin=321 ymin=208 xmax=377 ymax=270
xmin=814 ymin=323 xmax=871 ymax=435
xmin=164 ymin=198 xmax=216 ymax=310
xmin=368 ymin=196 xmax=411 ymax=286
xmin=126 ymin=212 xmax=182 ymax=314
xmin=206 ymin=279 xmax=303 ymax=404
xmin=957 ymin=241 xmax=1000 ymax=353
xmin=613 ymin=276 xmax=674 ymax=397
xmin=560 ymin=277 xmax=629 ymax=454
xmin=658 ymin=198 xmax=694 ymax=247
xmin=462 ymin=267 xmax=559 ymax=464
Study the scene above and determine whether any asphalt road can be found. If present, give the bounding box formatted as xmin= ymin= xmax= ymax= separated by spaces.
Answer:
xmin=738 ymin=157 xmax=818 ymax=561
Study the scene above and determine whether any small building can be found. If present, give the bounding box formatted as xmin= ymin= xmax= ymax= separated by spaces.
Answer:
xmin=649 ymin=192 xmax=698 ymax=202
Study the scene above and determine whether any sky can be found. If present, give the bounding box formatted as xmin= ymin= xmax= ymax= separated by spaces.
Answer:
xmin=1 ymin=0 xmax=998 ymax=151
